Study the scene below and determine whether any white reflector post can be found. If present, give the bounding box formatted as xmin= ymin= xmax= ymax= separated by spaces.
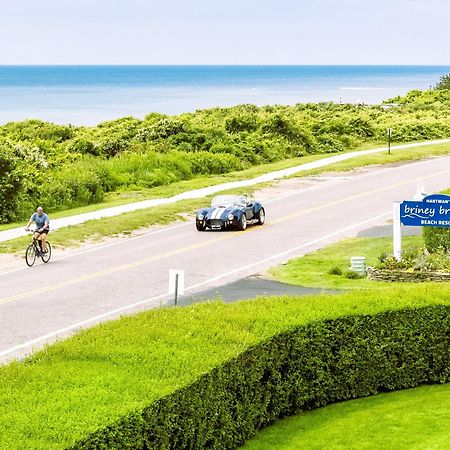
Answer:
xmin=393 ymin=202 xmax=402 ymax=261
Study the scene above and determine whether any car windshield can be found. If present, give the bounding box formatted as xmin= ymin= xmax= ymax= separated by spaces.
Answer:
xmin=211 ymin=195 xmax=248 ymax=207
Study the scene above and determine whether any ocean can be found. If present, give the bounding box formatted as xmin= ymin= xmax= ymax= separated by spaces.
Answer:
xmin=0 ymin=65 xmax=448 ymax=126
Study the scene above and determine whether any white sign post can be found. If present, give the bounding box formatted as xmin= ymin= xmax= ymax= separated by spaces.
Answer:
xmin=393 ymin=202 xmax=402 ymax=261
xmin=169 ymin=269 xmax=185 ymax=306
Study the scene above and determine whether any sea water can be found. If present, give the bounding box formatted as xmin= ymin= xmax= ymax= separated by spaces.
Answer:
xmin=0 ymin=65 xmax=448 ymax=125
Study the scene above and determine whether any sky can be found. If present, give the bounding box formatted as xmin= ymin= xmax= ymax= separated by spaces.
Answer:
xmin=0 ymin=0 xmax=449 ymax=65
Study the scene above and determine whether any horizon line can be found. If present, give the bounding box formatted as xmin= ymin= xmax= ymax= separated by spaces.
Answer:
xmin=1 ymin=63 xmax=450 ymax=67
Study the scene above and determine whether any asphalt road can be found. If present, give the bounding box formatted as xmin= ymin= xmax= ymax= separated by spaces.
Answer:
xmin=1 ymin=156 xmax=450 ymax=363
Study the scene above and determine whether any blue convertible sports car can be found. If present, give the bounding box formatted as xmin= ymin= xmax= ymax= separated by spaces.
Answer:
xmin=196 ymin=195 xmax=265 ymax=231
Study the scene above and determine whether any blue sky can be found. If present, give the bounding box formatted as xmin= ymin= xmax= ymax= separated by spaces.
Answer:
xmin=0 ymin=0 xmax=448 ymax=64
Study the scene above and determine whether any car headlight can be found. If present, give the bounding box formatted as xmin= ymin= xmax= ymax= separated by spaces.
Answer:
xmin=198 ymin=214 xmax=204 ymax=220
xmin=228 ymin=214 xmax=234 ymax=221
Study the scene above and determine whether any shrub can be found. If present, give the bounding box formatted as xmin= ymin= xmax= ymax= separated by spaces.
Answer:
xmin=41 ymin=162 xmax=107 ymax=210
xmin=328 ymin=266 xmax=342 ymax=276
xmin=424 ymin=227 xmax=450 ymax=253
xmin=0 ymin=147 xmax=24 ymax=222
xmin=67 ymin=138 xmax=98 ymax=156
xmin=186 ymin=151 xmax=242 ymax=174
xmin=73 ymin=305 xmax=450 ymax=449
xmin=96 ymin=137 xmax=130 ymax=158
xmin=135 ymin=119 xmax=185 ymax=142
xmin=225 ymin=114 xmax=258 ymax=133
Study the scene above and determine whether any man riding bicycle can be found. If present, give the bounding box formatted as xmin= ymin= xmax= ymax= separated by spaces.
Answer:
xmin=26 ymin=206 xmax=50 ymax=254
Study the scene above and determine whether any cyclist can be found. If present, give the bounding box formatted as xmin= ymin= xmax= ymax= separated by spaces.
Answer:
xmin=26 ymin=206 xmax=50 ymax=254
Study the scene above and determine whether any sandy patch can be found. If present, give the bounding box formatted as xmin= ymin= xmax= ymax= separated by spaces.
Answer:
xmin=0 ymin=254 xmax=23 ymax=271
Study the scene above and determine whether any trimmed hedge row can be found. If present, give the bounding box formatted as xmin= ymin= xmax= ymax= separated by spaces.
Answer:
xmin=71 ymin=305 xmax=450 ymax=449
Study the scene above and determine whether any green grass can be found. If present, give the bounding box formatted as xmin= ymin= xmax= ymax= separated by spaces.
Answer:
xmin=1 ymin=284 xmax=450 ymax=448
xmin=240 ymin=383 xmax=450 ymax=450
xmin=269 ymin=235 xmax=424 ymax=289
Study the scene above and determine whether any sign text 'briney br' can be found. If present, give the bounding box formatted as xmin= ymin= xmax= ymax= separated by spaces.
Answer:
xmin=400 ymin=194 xmax=450 ymax=228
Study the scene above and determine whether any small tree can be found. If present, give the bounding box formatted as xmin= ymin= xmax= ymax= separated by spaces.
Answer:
xmin=435 ymin=74 xmax=450 ymax=90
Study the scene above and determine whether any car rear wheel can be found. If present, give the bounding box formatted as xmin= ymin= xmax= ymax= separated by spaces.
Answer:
xmin=237 ymin=214 xmax=247 ymax=231
xmin=256 ymin=208 xmax=265 ymax=225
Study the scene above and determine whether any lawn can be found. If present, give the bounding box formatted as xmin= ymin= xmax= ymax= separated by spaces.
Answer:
xmin=240 ymin=383 xmax=450 ymax=450
xmin=269 ymin=234 xmax=424 ymax=289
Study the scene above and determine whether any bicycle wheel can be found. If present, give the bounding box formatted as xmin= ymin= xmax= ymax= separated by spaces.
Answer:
xmin=25 ymin=244 xmax=36 ymax=267
xmin=41 ymin=242 xmax=52 ymax=263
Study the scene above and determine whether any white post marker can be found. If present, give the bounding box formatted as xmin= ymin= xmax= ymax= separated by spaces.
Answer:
xmin=169 ymin=269 xmax=185 ymax=306
xmin=387 ymin=128 xmax=393 ymax=155
xmin=393 ymin=202 xmax=402 ymax=261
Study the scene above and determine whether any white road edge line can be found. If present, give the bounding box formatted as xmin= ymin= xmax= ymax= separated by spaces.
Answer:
xmin=0 ymin=211 xmax=390 ymax=360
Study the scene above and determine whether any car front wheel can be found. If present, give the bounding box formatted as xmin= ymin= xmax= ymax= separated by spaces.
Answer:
xmin=237 ymin=214 xmax=247 ymax=231
xmin=256 ymin=208 xmax=265 ymax=225
xmin=196 ymin=221 xmax=206 ymax=231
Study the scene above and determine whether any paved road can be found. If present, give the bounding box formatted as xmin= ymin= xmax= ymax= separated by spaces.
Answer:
xmin=1 ymin=156 xmax=450 ymax=363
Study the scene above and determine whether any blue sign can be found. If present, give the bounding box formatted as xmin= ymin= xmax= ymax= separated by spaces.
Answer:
xmin=400 ymin=194 xmax=450 ymax=227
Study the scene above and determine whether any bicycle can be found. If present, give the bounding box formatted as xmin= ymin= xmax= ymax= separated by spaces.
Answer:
xmin=25 ymin=230 xmax=52 ymax=267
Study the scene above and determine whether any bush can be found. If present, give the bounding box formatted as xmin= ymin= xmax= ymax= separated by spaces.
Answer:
xmin=186 ymin=151 xmax=243 ymax=174
xmin=73 ymin=305 xmax=450 ymax=449
xmin=135 ymin=118 xmax=186 ymax=142
xmin=424 ymin=227 xmax=450 ymax=253
xmin=0 ymin=147 xmax=24 ymax=222
xmin=225 ymin=114 xmax=258 ymax=133
xmin=67 ymin=138 xmax=98 ymax=156
xmin=328 ymin=266 xmax=342 ymax=276
xmin=41 ymin=162 xmax=107 ymax=210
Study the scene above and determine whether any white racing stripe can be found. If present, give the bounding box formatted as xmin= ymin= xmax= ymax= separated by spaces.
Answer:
xmin=0 ymin=211 xmax=389 ymax=361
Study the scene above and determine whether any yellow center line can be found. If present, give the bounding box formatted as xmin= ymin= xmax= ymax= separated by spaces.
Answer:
xmin=1 ymin=167 xmax=450 ymax=306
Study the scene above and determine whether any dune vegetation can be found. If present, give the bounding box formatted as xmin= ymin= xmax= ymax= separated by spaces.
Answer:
xmin=1 ymin=88 xmax=450 ymax=223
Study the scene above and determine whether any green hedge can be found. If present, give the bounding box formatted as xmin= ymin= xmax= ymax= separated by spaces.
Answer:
xmin=424 ymin=226 xmax=450 ymax=252
xmin=71 ymin=305 xmax=450 ymax=449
